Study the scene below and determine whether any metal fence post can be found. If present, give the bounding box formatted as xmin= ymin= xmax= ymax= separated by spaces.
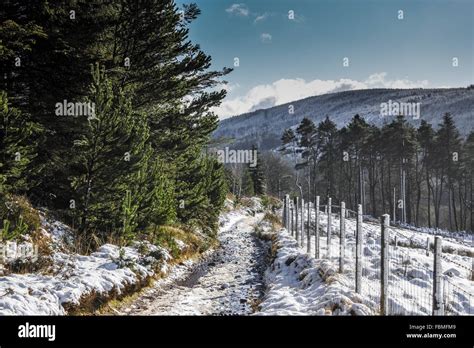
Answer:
xmin=327 ymin=197 xmax=332 ymax=258
xmin=355 ymin=204 xmax=363 ymax=294
xmin=380 ymin=214 xmax=390 ymax=315
xmin=433 ymin=236 xmax=444 ymax=315
xmin=315 ymin=196 xmax=320 ymax=259
xmin=301 ymin=198 xmax=305 ymax=248
xmin=339 ymin=201 xmax=346 ymax=273
xmin=282 ymin=195 xmax=287 ymax=227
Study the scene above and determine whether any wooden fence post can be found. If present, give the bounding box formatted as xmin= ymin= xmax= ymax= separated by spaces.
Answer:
xmin=301 ymin=198 xmax=305 ymax=248
xmin=380 ymin=214 xmax=390 ymax=315
xmin=290 ymin=206 xmax=294 ymax=236
xmin=285 ymin=195 xmax=290 ymax=230
xmin=339 ymin=201 xmax=346 ymax=273
xmin=432 ymin=236 xmax=444 ymax=315
xmin=286 ymin=195 xmax=291 ymax=231
xmin=426 ymin=237 xmax=430 ymax=256
xmin=282 ymin=195 xmax=287 ymax=227
xmin=327 ymin=197 xmax=332 ymax=258
xmin=307 ymin=200 xmax=311 ymax=253
xmin=295 ymin=197 xmax=299 ymax=243
xmin=315 ymin=196 xmax=320 ymax=259
xmin=355 ymin=204 xmax=363 ymax=294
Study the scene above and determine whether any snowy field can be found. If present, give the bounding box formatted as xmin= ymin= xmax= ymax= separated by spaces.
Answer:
xmin=278 ymin=206 xmax=473 ymax=316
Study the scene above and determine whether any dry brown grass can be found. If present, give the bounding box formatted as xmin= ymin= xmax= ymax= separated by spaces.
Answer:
xmin=0 ymin=194 xmax=41 ymax=238
xmin=64 ymin=275 xmax=154 ymax=315
xmin=263 ymin=211 xmax=282 ymax=232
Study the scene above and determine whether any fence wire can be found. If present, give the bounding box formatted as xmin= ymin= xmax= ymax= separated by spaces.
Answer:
xmin=282 ymin=196 xmax=473 ymax=316
xmin=387 ymin=227 xmax=433 ymax=315
xmin=443 ymin=276 xmax=473 ymax=315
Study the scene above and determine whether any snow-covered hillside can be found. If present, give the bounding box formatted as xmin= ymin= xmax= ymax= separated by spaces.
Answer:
xmin=214 ymin=87 xmax=474 ymax=150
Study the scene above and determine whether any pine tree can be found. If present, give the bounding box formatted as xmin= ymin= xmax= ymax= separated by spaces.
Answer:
xmin=250 ymin=146 xmax=266 ymax=195
xmin=338 ymin=114 xmax=371 ymax=209
xmin=417 ymin=120 xmax=435 ymax=227
xmin=1 ymin=1 xmax=232 ymax=244
xmin=434 ymin=113 xmax=462 ymax=230
xmin=203 ymin=156 xmax=228 ymax=234
xmin=381 ymin=115 xmax=417 ymax=223
xmin=173 ymin=147 xmax=210 ymax=228
xmin=296 ymin=118 xmax=317 ymax=200
xmin=463 ymin=132 xmax=474 ymax=232
xmin=0 ymin=1 xmax=117 ymax=205
xmin=69 ymin=64 xmax=149 ymax=236
xmin=105 ymin=1 xmax=230 ymax=234
xmin=241 ymin=167 xmax=255 ymax=197
xmin=121 ymin=190 xmax=138 ymax=245
xmin=316 ymin=116 xmax=339 ymax=198
xmin=0 ymin=91 xmax=40 ymax=194
xmin=281 ymin=128 xmax=296 ymax=145
xmin=296 ymin=118 xmax=316 ymax=149
xmin=131 ymin=154 xmax=176 ymax=230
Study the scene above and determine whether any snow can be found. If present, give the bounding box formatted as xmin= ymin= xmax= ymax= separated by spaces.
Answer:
xmin=214 ymin=88 xmax=474 ymax=151
xmin=0 ymin=214 xmax=175 ymax=315
xmin=120 ymin=209 xmax=268 ymax=315
xmin=38 ymin=212 xmax=75 ymax=251
xmin=273 ymin=206 xmax=473 ymax=315
xmin=1 ymin=197 xmax=471 ymax=316
xmin=0 ymin=202 xmax=268 ymax=316
xmin=257 ymin=228 xmax=373 ymax=315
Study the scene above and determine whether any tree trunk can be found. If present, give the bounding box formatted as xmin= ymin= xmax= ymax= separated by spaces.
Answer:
xmin=448 ymin=184 xmax=453 ymax=231
xmin=452 ymin=185 xmax=458 ymax=231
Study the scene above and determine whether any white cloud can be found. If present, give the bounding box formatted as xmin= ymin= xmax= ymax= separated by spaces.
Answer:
xmin=226 ymin=3 xmax=249 ymax=17
xmin=364 ymin=72 xmax=428 ymax=89
xmin=213 ymin=73 xmax=429 ymax=119
xmin=227 ymin=5 xmax=271 ymax=24
xmin=260 ymin=33 xmax=272 ymax=43
xmin=254 ymin=13 xmax=269 ymax=23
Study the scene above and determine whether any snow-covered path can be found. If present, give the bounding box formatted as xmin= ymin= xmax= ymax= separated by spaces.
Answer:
xmin=119 ymin=211 xmax=269 ymax=315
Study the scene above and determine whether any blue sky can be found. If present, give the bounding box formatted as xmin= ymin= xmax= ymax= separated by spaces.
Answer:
xmin=176 ymin=0 xmax=474 ymax=118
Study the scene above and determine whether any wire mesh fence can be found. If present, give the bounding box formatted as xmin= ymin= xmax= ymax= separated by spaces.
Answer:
xmin=281 ymin=194 xmax=474 ymax=316
xmin=387 ymin=226 xmax=434 ymax=315
xmin=443 ymin=275 xmax=473 ymax=315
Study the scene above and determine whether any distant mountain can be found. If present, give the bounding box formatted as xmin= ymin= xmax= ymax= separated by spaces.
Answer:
xmin=213 ymin=87 xmax=474 ymax=150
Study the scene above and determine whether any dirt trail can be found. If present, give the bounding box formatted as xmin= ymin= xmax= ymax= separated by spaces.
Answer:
xmin=118 ymin=212 xmax=269 ymax=315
